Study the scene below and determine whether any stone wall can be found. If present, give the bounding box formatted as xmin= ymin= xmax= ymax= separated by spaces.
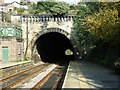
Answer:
xmin=0 ymin=38 xmax=23 ymax=62
xmin=21 ymin=15 xmax=74 ymax=58
xmin=0 ymin=61 xmax=33 ymax=80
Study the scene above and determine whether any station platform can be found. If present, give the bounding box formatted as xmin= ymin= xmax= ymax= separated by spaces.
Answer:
xmin=62 ymin=60 xmax=119 ymax=89
xmin=0 ymin=61 xmax=31 ymax=69
xmin=62 ymin=60 xmax=91 ymax=89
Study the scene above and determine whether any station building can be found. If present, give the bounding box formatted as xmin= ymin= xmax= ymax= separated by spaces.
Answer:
xmin=0 ymin=26 xmax=24 ymax=62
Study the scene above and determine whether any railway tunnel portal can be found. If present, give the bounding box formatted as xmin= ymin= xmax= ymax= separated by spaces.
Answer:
xmin=31 ymin=28 xmax=74 ymax=65
xmin=21 ymin=15 xmax=75 ymax=65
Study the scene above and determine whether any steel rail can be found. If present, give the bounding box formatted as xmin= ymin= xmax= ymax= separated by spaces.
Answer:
xmin=1 ymin=64 xmax=51 ymax=90
xmin=31 ymin=65 xmax=58 ymax=90
xmin=0 ymin=63 xmax=47 ymax=84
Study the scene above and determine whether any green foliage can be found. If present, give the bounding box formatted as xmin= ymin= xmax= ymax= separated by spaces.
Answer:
xmin=28 ymin=3 xmax=39 ymax=14
xmin=17 ymin=59 xmax=22 ymax=62
xmin=24 ymin=57 xmax=29 ymax=61
xmin=85 ymin=2 xmax=119 ymax=44
xmin=85 ymin=2 xmax=100 ymax=13
xmin=4 ymin=13 xmax=11 ymax=22
xmin=28 ymin=1 xmax=70 ymax=16
xmin=37 ymin=1 xmax=57 ymax=13
xmin=28 ymin=1 xmax=57 ymax=14
xmin=14 ymin=7 xmax=26 ymax=14
xmin=85 ymin=8 xmax=118 ymax=42
xmin=72 ymin=2 xmax=94 ymax=51
xmin=70 ymin=4 xmax=77 ymax=10
xmin=50 ymin=2 xmax=70 ymax=16
xmin=73 ymin=2 xmax=120 ymax=67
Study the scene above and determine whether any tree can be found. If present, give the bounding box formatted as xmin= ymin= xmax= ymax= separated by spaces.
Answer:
xmin=85 ymin=2 xmax=119 ymax=43
xmin=28 ymin=3 xmax=39 ymax=14
xmin=82 ymin=2 xmax=120 ymax=66
xmin=4 ymin=13 xmax=11 ymax=22
xmin=72 ymin=1 xmax=120 ymax=66
xmin=35 ymin=1 xmax=57 ymax=14
xmin=50 ymin=2 xmax=70 ymax=16
xmin=85 ymin=2 xmax=100 ymax=13
xmin=28 ymin=1 xmax=70 ymax=16
xmin=72 ymin=2 xmax=94 ymax=52
xmin=70 ymin=4 xmax=77 ymax=10
xmin=14 ymin=7 xmax=26 ymax=15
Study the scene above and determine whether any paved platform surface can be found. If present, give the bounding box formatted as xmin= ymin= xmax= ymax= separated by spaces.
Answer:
xmin=62 ymin=60 xmax=120 ymax=89
xmin=0 ymin=61 xmax=31 ymax=69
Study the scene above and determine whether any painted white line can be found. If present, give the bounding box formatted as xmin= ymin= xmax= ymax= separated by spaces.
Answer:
xmin=62 ymin=62 xmax=70 ymax=88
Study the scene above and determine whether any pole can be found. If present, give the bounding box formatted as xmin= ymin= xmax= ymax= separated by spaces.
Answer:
xmin=24 ymin=15 xmax=28 ymax=59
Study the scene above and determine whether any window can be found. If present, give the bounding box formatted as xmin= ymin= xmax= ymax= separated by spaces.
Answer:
xmin=8 ymin=8 xmax=13 ymax=12
xmin=0 ymin=8 xmax=3 ymax=11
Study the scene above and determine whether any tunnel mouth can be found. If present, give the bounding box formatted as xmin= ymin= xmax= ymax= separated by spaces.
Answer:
xmin=35 ymin=32 xmax=74 ymax=65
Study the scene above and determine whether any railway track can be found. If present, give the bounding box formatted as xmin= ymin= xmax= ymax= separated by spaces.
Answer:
xmin=21 ymin=64 xmax=58 ymax=89
xmin=1 ymin=62 xmax=68 ymax=90
xmin=1 ymin=63 xmax=51 ymax=90
xmin=31 ymin=64 xmax=68 ymax=90
xmin=0 ymin=63 xmax=48 ymax=83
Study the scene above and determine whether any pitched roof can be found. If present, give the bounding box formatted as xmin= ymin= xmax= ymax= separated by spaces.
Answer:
xmin=0 ymin=1 xmax=23 ymax=6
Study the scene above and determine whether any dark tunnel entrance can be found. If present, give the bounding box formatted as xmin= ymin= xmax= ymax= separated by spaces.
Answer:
xmin=35 ymin=32 xmax=74 ymax=65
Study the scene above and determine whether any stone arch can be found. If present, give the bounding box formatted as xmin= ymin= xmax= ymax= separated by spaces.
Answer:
xmin=30 ymin=27 xmax=70 ymax=59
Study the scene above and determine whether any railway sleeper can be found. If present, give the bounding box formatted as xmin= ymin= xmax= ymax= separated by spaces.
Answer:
xmin=39 ymin=66 xmax=66 ymax=89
